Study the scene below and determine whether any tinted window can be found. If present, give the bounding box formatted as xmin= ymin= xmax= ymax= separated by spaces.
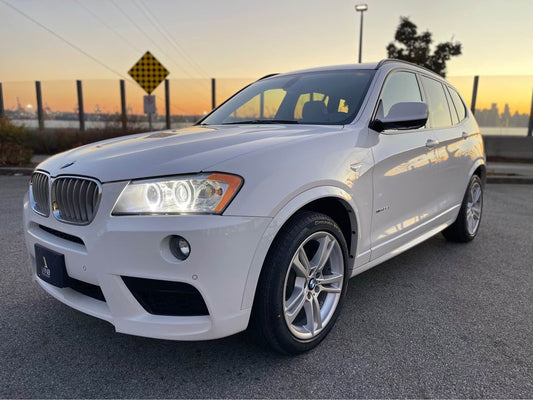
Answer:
xmin=444 ymin=86 xmax=459 ymax=125
xmin=200 ymin=70 xmax=375 ymax=126
xmin=421 ymin=76 xmax=452 ymax=128
xmin=294 ymin=92 xmax=329 ymax=119
xmin=448 ymin=87 xmax=467 ymax=121
xmin=377 ymin=71 xmax=422 ymax=119
xmin=232 ymin=89 xmax=286 ymax=120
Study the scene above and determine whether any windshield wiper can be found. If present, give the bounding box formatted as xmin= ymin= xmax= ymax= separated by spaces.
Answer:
xmin=222 ymin=119 xmax=299 ymax=125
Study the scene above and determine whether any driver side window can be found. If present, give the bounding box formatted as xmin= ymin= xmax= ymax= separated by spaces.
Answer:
xmin=377 ymin=72 xmax=422 ymax=121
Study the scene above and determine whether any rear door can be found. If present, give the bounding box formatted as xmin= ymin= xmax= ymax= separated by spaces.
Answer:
xmin=370 ymin=71 xmax=441 ymax=260
xmin=419 ymin=75 xmax=473 ymax=211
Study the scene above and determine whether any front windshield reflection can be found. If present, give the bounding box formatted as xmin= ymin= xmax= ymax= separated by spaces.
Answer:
xmin=199 ymin=70 xmax=375 ymax=126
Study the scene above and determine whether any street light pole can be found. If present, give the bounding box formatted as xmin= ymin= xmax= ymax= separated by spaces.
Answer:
xmin=355 ymin=4 xmax=368 ymax=63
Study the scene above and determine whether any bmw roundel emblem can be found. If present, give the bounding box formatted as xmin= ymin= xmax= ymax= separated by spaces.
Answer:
xmin=60 ymin=161 xmax=76 ymax=169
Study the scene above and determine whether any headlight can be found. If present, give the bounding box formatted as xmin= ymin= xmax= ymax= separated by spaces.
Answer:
xmin=112 ymin=173 xmax=243 ymax=215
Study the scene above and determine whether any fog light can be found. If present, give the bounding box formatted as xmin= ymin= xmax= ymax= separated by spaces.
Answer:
xmin=169 ymin=235 xmax=190 ymax=261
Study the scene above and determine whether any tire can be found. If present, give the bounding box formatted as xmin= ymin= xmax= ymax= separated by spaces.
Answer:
xmin=442 ymin=174 xmax=483 ymax=243
xmin=249 ymin=210 xmax=349 ymax=354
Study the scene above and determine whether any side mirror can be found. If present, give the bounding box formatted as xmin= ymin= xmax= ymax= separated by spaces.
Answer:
xmin=370 ymin=102 xmax=428 ymax=133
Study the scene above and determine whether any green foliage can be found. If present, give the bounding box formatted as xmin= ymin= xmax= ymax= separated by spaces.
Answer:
xmin=386 ymin=17 xmax=462 ymax=77
xmin=0 ymin=117 xmax=34 ymax=166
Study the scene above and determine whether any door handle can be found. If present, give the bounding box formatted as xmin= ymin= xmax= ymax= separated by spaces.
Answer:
xmin=425 ymin=139 xmax=439 ymax=149
xmin=462 ymin=131 xmax=468 ymax=139
xmin=350 ymin=163 xmax=361 ymax=173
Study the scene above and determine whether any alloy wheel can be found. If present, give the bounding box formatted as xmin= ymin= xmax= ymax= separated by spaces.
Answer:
xmin=282 ymin=231 xmax=344 ymax=340
xmin=466 ymin=180 xmax=482 ymax=235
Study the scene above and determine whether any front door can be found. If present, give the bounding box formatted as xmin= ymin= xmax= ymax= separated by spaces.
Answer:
xmin=370 ymin=71 xmax=441 ymax=260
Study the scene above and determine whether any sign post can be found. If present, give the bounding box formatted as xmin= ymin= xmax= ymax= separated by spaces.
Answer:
xmin=143 ymin=95 xmax=156 ymax=131
xmin=128 ymin=51 xmax=169 ymax=131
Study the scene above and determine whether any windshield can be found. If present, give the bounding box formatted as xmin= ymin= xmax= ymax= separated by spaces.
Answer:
xmin=199 ymin=69 xmax=375 ymax=126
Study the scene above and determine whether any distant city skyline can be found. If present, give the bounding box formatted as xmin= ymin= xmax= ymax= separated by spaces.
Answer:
xmin=3 ymin=75 xmax=531 ymax=119
xmin=1 ymin=78 xmax=255 ymax=115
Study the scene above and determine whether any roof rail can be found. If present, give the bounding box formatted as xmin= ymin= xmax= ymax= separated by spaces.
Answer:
xmin=376 ymin=59 xmax=441 ymax=76
xmin=257 ymin=73 xmax=279 ymax=81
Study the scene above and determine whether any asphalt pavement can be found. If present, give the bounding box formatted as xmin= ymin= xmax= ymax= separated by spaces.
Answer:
xmin=1 ymin=176 xmax=532 ymax=398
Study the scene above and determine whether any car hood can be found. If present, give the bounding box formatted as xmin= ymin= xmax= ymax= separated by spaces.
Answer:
xmin=37 ymin=124 xmax=344 ymax=182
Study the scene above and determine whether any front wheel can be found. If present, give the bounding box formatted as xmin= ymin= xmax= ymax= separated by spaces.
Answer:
xmin=249 ymin=211 xmax=349 ymax=354
xmin=442 ymin=174 xmax=483 ymax=242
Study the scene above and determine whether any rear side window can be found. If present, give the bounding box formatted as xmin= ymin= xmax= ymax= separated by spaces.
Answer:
xmin=377 ymin=71 xmax=422 ymax=119
xmin=448 ymin=87 xmax=467 ymax=122
xmin=421 ymin=76 xmax=452 ymax=128
xmin=444 ymin=87 xmax=459 ymax=125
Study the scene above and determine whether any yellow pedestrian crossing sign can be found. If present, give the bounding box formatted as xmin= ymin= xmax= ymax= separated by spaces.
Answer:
xmin=128 ymin=51 xmax=169 ymax=94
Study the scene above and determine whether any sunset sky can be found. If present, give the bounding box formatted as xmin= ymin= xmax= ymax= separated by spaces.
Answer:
xmin=1 ymin=0 xmax=532 ymax=115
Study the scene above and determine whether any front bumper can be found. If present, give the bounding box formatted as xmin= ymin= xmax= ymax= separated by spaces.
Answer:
xmin=23 ymin=180 xmax=271 ymax=340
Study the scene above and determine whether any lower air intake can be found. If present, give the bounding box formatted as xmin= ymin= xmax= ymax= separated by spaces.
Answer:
xmin=122 ymin=276 xmax=209 ymax=316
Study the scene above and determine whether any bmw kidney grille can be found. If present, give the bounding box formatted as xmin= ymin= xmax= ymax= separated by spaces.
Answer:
xmin=29 ymin=172 xmax=50 ymax=217
xmin=30 ymin=172 xmax=101 ymax=225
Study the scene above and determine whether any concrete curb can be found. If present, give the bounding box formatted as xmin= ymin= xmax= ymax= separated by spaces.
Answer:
xmin=0 ymin=167 xmax=34 ymax=176
xmin=486 ymin=176 xmax=533 ymax=184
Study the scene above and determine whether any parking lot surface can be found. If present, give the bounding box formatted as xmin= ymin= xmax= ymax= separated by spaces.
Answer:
xmin=1 ymin=176 xmax=532 ymax=398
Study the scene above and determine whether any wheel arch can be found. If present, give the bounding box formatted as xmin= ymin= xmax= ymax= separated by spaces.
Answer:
xmin=299 ymin=197 xmax=356 ymax=259
xmin=473 ymin=163 xmax=487 ymax=186
xmin=462 ymin=157 xmax=485 ymax=188
xmin=240 ymin=186 xmax=360 ymax=311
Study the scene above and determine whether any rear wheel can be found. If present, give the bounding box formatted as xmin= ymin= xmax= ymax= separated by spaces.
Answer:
xmin=249 ymin=211 xmax=349 ymax=354
xmin=442 ymin=174 xmax=483 ymax=242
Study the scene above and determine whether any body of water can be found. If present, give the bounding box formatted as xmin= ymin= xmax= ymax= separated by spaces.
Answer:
xmin=10 ymin=119 xmax=195 ymax=131
xmin=9 ymin=119 xmax=530 ymax=136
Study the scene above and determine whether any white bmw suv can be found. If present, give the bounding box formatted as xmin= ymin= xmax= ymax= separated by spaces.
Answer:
xmin=23 ymin=60 xmax=485 ymax=354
